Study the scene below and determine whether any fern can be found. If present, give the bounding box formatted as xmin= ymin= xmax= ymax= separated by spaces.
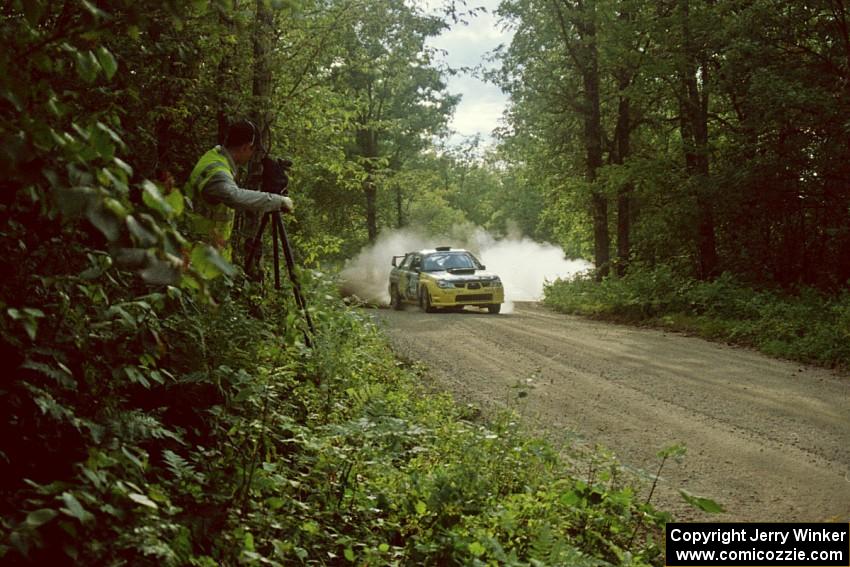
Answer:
xmin=21 ymin=360 xmax=76 ymax=390
xmin=345 ymin=383 xmax=385 ymax=413
xmin=162 ymin=449 xmax=202 ymax=482
xmin=107 ymin=410 xmax=184 ymax=444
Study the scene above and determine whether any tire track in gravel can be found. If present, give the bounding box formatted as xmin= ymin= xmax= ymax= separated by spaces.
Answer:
xmin=371 ymin=302 xmax=850 ymax=522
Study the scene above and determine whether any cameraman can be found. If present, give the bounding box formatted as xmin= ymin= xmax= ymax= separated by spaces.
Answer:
xmin=185 ymin=119 xmax=293 ymax=260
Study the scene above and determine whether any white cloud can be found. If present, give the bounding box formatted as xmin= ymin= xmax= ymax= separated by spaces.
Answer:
xmin=421 ymin=0 xmax=514 ymax=145
xmin=450 ymin=98 xmax=504 ymax=136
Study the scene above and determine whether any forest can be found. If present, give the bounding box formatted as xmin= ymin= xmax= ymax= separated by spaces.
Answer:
xmin=1 ymin=0 xmax=848 ymax=564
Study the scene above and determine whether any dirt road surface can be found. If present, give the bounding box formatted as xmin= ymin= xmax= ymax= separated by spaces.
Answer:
xmin=371 ymin=301 xmax=850 ymax=522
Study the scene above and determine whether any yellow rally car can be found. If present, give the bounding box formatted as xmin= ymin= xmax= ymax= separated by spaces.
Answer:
xmin=388 ymin=247 xmax=504 ymax=314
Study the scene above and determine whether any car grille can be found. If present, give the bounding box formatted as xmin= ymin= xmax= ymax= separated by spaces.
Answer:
xmin=453 ymin=282 xmax=489 ymax=289
xmin=457 ymin=294 xmax=493 ymax=302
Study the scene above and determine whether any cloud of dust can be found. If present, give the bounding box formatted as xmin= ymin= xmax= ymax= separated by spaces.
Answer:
xmin=338 ymin=230 xmax=433 ymax=304
xmin=468 ymin=229 xmax=592 ymax=313
xmin=338 ymin=227 xmax=592 ymax=311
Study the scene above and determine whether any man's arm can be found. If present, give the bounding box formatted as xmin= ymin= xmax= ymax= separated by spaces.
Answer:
xmin=202 ymin=171 xmax=293 ymax=214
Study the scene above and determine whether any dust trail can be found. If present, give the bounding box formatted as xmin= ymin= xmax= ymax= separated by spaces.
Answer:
xmin=471 ymin=230 xmax=592 ymax=313
xmin=339 ymin=228 xmax=592 ymax=310
xmin=338 ymin=230 xmax=431 ymax=304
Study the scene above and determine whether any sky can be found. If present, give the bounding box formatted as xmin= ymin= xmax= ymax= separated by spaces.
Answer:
xmin=423 ymin=0 xmax=514 ymax=146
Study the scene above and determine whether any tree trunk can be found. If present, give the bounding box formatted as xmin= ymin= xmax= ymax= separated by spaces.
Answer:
xmin=395 ymin=182 xmax=403 ymax=229
xmin=236 ymin=0 xmax=275 ymax=265
xmin=358 ymin=128 xmax=379 ymax=242
xmin=582 ymin=7 xmax=609 ymax=280
xmin=215 ymin=0 xmax=236 ymax=148
xmin=552 ymin=0 xmax=609 ymax=279
xmin=365 ymin=180 xmax=378 ymax=241
xmin=678 ymin=0 xmax=718 ymax=279
xmin=613 ymin=5 xmax=637 ymax=277
xmin=614 ymin=72 xmax=633 ymax=277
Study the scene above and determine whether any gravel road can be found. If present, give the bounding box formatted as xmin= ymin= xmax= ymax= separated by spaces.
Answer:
xmin=371 ymin=301 xmax=850 ymax=522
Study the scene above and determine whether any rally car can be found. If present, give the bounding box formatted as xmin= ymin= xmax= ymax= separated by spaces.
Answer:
xmin=388 ymin=247 xmax=504 ymax=314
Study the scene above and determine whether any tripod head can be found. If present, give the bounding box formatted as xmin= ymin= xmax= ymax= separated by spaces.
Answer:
xmin=261 ymin=156 xmax=293 ymax=196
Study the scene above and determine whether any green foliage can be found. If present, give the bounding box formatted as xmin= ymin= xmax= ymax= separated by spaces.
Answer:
xmin=493 ymin=0 xmax=850 ymax=289
xmin=544 ymin=267 xmax=850 ymax=368
xmin=1 ymin=1 xmax=697 ymax=565
xmin=2 ymin=260 xmax=670 ymax=565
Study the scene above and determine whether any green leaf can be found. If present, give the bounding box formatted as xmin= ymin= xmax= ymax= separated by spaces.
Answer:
xmin=103 ymin=197 xmax=128 ymax=218
xmin=121 ymin=446 xmax=147 ymax=470
xmin=56 ymin=186 xmax=96 ymax=218
xmin=679 ymin=490 xmax=725 ymax=513
xmin=80 ymin=0 xmax=108 ymax=20
xmin=658 ymin=443 xmax=687 ymax=461
xmin=344 ymin=547 xmax=355 ymax=562
xmin=25 ymin=508 xmax=58 ymax=528
xmin=165 ymin=190 xmax=185 ymax=216
xmin=74 ymin=50 xmax=101 ymax=83
xmin=190 ymin=244 xmax=235 ymax=280
xmin=560 ymin=490 xmax=583 ymax=508
xmin=126 ymin=216 xmax=157 ymax=247
xmin=468 ymin=541 xmax=486 ymax=557
xmin=414 ymin=500 xmax=427 ymax=515
xmin=90 ymin=125 xmax=115 ymax=160
xmin=86 ymin=202 xmax=122 ymax=242
xmin=125 ymin=366 xmax=150 ymax=387
xmin=96 ymin=47 xmax=118 ymax=80
xmin=60 ymin=492 xmax=94 ymax=523
xmin=0 ymin=88 xmax=23 ymax=112
xmin=96 ymin=122 xmax=125 ymax=149
xmin=300 ymin=520 xmax=319 ymax=535
xmin=7 ymin=308 xmax=45 ymax=340
xmin=128 ymin=493 xmax=158 ymax=509
xmin=140 ymin=256 xmax=181 ymax=286
xmin=113 ymin=158 xmax=133 ymax=176
xmin=142 ymin=181 xmax=173 ymax=217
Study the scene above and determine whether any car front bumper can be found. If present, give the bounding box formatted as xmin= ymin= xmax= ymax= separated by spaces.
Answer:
xmin=428 ymin=284 xmax=504 ymax=307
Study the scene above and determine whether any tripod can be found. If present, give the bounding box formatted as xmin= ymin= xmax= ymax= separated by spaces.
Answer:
xmin=245 ymin=210 xmax=316 ymax=348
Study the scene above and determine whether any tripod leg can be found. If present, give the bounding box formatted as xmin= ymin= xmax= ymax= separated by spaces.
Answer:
xmin=245 ymin=213 xmax=271 ymax=276
xmin=272 ymin=213 xmax=281 ymax=290
xmin=274 ymin=213 xmax=317 ymax=340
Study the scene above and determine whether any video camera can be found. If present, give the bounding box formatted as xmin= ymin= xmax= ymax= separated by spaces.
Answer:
xmin=261 ymin=156 xmax=293 ymax=196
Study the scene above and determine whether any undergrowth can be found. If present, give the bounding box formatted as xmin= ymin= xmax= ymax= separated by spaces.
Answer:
xmin=543 ymin=266 xmax=850 ymax=369
xmin=2 ymin=261 xmax=669 ymax=565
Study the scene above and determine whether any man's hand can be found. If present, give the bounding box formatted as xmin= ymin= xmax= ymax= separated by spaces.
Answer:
xmin=277 ymin=195 xmax=294 ymax=213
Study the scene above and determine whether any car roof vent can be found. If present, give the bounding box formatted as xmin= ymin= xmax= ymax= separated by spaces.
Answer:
xmin=435 ymin=246 xmax=452 ymax=251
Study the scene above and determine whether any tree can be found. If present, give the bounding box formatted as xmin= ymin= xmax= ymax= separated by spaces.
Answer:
xmin=333 ymin=0 xmax=457 ymax=242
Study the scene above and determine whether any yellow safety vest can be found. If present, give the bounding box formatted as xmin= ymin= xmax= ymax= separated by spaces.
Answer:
xmin=186 ymin=147 xmax=236 ymax=260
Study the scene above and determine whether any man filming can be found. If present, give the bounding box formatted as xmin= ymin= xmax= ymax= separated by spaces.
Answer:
xmin=186 ymin=119 xmax=293 ymax=261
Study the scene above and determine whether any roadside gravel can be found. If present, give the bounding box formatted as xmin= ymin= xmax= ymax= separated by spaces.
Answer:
xmin=371 ymin=301 xmax=850 ymax=522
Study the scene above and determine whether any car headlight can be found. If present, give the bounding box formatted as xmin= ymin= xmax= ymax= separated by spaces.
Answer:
xmin=436 ymin=280 xmax=454 ymax=289
xmin=490 ymin=277 xmax=502 ymax=287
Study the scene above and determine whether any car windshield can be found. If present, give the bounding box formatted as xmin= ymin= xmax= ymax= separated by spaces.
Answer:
xmin=422 ymin=253 xmax=477 ymax=272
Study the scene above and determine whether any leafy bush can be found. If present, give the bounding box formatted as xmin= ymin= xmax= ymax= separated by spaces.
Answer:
xmin=544 ymin=267 xmax=850 ymax=368
xmin=2 ymin=263 xmax=669 ymax=565
xmin=1 ymin=3 xmax=670 ymax=565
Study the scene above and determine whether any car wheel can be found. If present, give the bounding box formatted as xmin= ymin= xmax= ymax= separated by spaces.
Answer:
xmin=390 ymin=285 xmax=403 ymax=310
xmin=420 ymin=287 xmax=435 ymax=313
xmin=487 ymin=304 xmax=501 ymax=314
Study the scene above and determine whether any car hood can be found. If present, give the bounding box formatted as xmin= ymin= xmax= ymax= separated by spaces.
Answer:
xmin=427 ymin=270 xmax=499 ymax=281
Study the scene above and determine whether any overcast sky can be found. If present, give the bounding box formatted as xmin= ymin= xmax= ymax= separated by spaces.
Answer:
xmin=423 ymin=0 xmax=514 ymax=146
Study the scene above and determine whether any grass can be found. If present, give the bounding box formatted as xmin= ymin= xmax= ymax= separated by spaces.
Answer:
xmin=543 ymin=267 xmax=850 ymax=369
